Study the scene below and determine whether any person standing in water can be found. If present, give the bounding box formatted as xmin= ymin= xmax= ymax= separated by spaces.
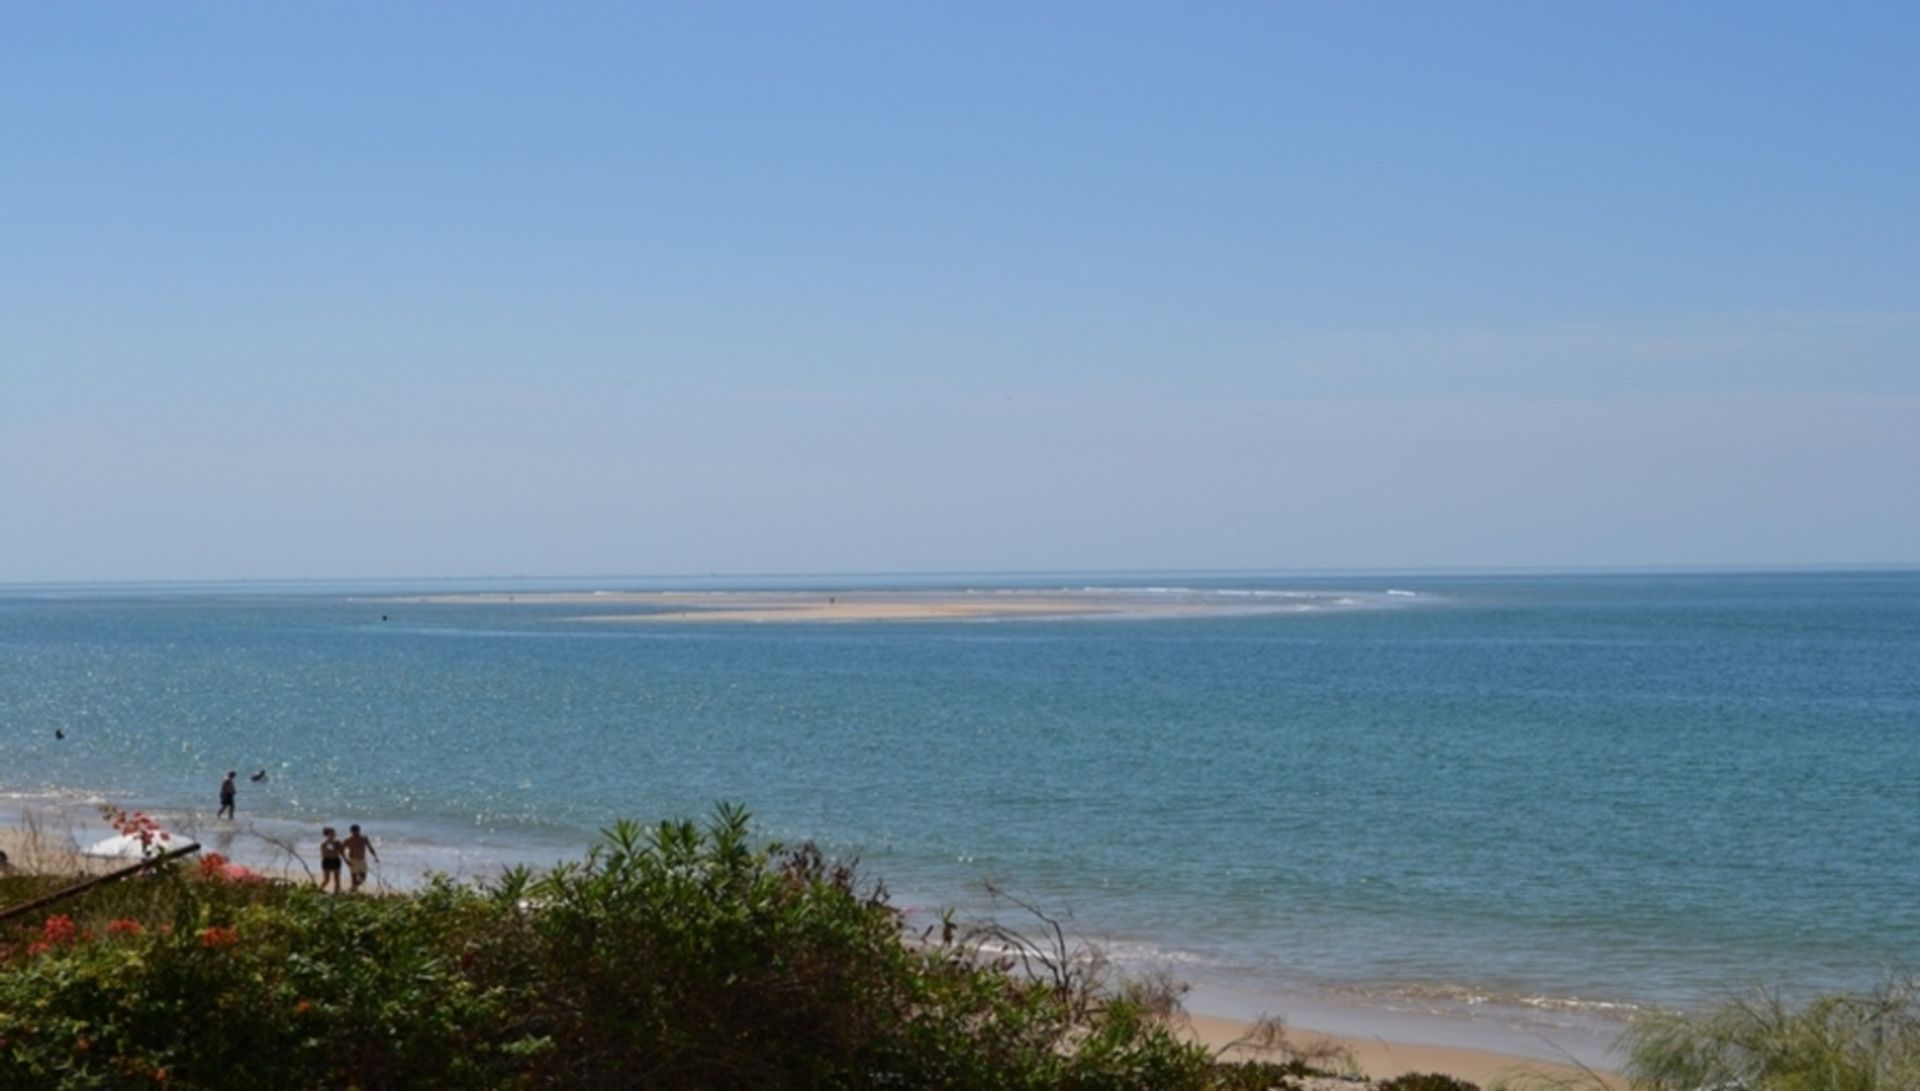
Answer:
xmin=217 ymin=771 xmax=237 ymax=819
xmin=318 ymin=827 xmax=344 ymax=893
xmin=343 ymin=824 xmax=379 ymax=891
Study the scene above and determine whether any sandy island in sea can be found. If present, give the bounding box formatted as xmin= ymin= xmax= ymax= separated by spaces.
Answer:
xmin=383 ymin=589 xmax=1340 ymax=624
xmin=0 ymin=816 xmax=1623 ymax=1087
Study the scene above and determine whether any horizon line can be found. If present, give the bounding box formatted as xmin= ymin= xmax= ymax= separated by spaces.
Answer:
xmin=4 ymin=560 xmax=1918 ymax=590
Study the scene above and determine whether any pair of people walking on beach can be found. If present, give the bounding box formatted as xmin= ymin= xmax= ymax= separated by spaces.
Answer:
xmin=318 ymin=824 xmax=378 ymax=893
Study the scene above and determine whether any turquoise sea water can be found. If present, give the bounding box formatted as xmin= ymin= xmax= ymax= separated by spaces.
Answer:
xmin=3 ymin=570 xmax=1916 ymax=1058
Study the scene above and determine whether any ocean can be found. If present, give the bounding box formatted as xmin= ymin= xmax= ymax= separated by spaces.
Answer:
xmin=3 ymin=569 xmax=1915 ymax=1064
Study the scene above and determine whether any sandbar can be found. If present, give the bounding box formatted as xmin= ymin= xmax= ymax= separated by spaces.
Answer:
xmin=382 ymin=589 xmax=1342 ymax=624
xmin=579 ymin=593 xmax=1183 ymax=624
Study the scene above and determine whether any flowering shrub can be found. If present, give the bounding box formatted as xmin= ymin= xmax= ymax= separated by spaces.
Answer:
xmin=40 ymin=914 xmax=78 ymax=945
xmin=0 ymin=805 xmax=1277 ymax=1090
xmin=23 ymin=914 xmax=85 ymax=958
xmin=98 ymin=806 xmax=173 ymax=855
xmin=195 ymin=852 xmax=266 ymax=884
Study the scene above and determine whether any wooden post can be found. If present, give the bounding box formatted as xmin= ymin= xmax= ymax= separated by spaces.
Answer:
xmin=0 ymin=842 xmax=202 ymax=925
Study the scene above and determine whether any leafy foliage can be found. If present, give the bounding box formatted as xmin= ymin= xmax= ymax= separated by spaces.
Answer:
xmin=0 ymin=805 xmax=1270 ymax=1090
xmin=1375 ymin=1075 xmax=1481 ymax=1091
xmin=0 ymin=868 xmax=513 ymax=1088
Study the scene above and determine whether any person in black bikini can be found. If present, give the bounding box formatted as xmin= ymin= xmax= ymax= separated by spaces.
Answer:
xmin=318 ymin=827 xmax=345 ymax=893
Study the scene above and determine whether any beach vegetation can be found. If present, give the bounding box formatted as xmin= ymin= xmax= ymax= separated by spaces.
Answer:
xmin=1375 ymin=1075 xmax=1483 ymax=1091
xmin=1618 ymin=975 xmax=1920 ymax=1091
xmin=0 ymin=804 xmax=1353 ymax=1090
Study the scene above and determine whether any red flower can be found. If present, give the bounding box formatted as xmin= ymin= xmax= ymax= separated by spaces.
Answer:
xmin=197 ymin=925 xmax=239 ymax=949
xmin=294 ymin=999 xmax=312 ymax=1014
xmin=100 ymin=804 xmax=176 ymax=855
xmin=41 ymin=915 xmax=77 ymax=944
xmin=108 ymin=918 xmax=145 ymax=937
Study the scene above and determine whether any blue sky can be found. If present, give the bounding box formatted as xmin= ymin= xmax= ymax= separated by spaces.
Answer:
xmin=3 ymin=3 xmax=1915 ymax=580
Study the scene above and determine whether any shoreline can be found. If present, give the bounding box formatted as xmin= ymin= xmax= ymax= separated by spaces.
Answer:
xmin=0 ymin=803 xmax=583 ymax=892
xmin=1179 ymin=979 xmax=1623 ymax=1082
xmin=2 ymin=810 xmax=1625 ymax=1087
xmin=1185 ymin=1010 xmax=1621 ymax=1087
xmin=0 ymin=819 xmax=1624 ymax=1088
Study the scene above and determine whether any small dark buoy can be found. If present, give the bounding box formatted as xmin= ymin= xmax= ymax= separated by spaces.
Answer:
xmin=54 ymin=728 xmax=64 ymax=740
xmin=381 ymin=614 xmax=389 ymax=622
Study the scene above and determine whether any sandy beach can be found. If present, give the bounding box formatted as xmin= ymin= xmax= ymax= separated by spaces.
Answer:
xmin=1186 ymin=1012 xmax=1621 ymax=1087
xmin=0 ymin=818 xmax=129 ymax=878
xmin=0 ymin=816 xmax=311 ymax=885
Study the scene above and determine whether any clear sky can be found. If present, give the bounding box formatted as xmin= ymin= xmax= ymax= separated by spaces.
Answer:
xmin=4 ymin=3 xmax=1915 ymax=581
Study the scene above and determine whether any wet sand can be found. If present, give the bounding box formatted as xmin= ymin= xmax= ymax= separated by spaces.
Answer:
xmin=1187 ymin=1011 xmax=1622 ymax=1087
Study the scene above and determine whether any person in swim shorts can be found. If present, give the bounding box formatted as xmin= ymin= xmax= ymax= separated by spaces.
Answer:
xmin=343 ymin=824 xmax=378 ymax=891
xmin=217 ymin=771 xmax=237 ymax=820
xmin=318 ymin=827 xmax=344 ymax=893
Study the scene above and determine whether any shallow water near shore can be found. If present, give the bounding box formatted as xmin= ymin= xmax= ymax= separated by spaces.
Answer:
xmin=4 ymin=570 xmax=1916 ymax=1063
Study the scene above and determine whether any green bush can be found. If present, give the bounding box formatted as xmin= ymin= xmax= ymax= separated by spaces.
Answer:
xmin=0 ymin=869 xmax=518 ymax=1088
xmin=0 ymin=806 xmax=1235 ymax=1090
xmin=1375 ymin=1074 xmax=1480 ymax=1091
